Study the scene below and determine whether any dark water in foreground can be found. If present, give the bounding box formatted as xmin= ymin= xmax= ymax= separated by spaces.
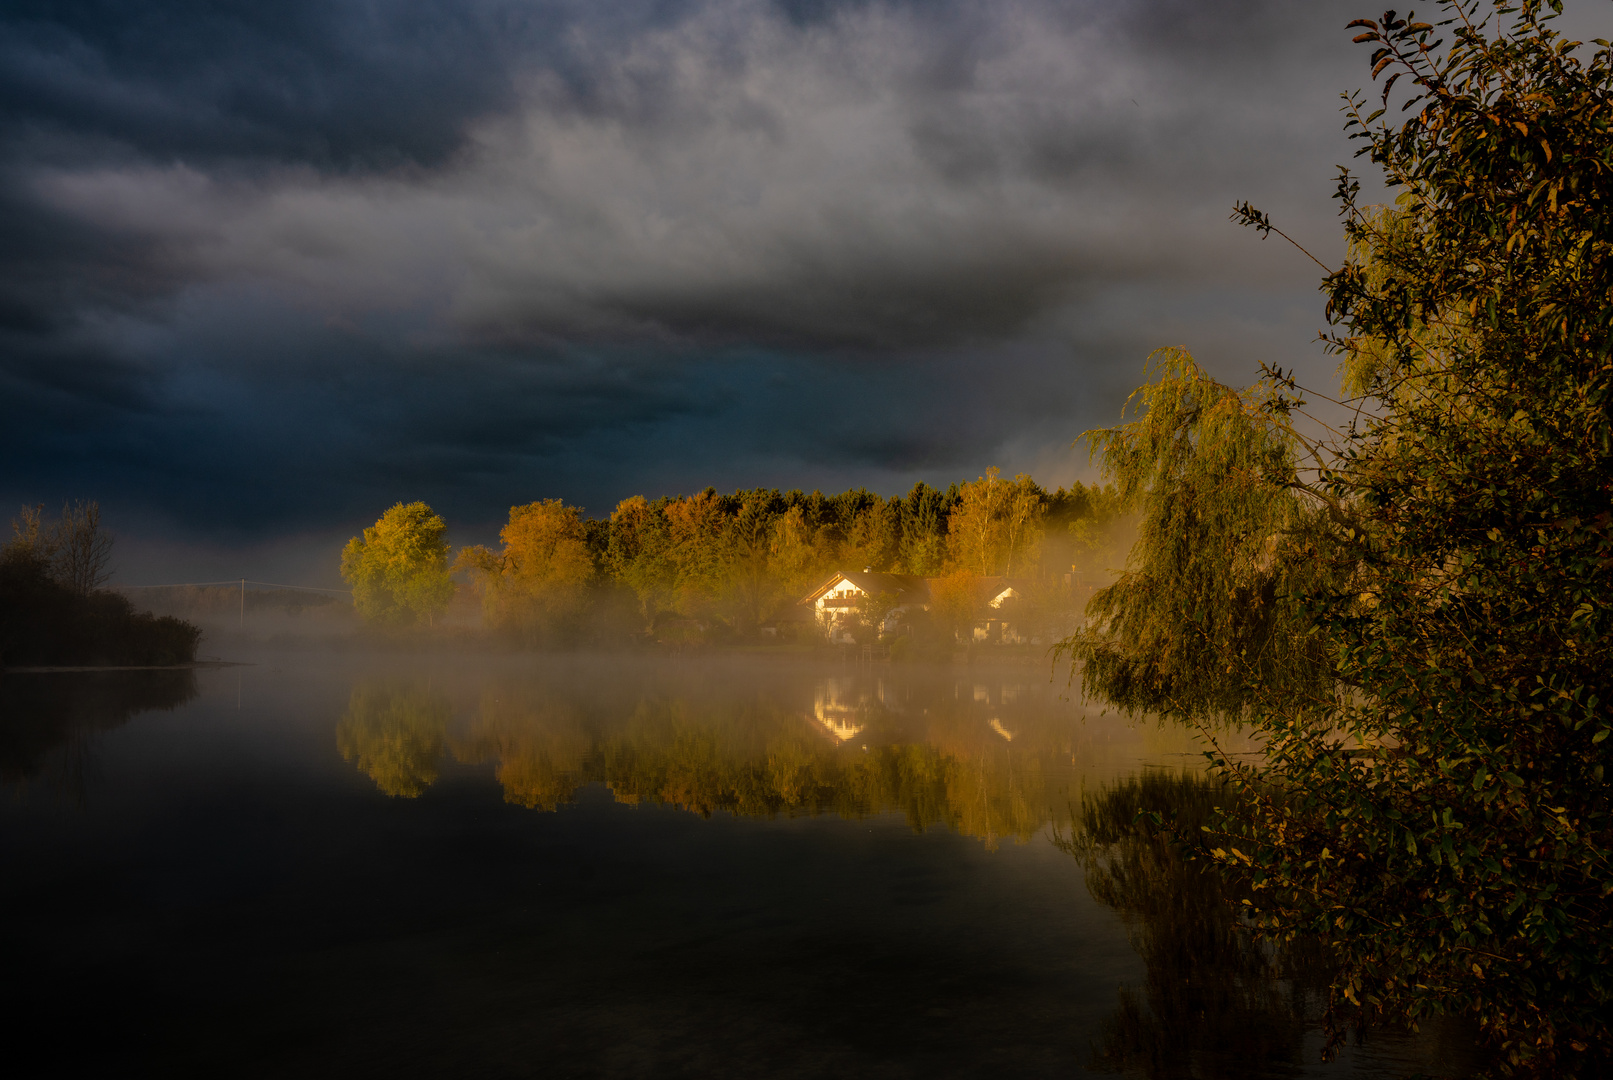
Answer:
xmin=0 ymin=653 xmax=1475 ymax=1078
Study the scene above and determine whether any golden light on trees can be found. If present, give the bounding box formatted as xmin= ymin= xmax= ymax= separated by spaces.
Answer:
xmin=340 ymin=502 xmax=454 ymax=626
xmin=946 ymin=468 xmax=1047 ymax=578
xmin=455 ymin=499 xmax=595 ymax=642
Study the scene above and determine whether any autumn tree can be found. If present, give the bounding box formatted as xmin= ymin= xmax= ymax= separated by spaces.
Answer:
xmin=456 ymin=499 xmax=594 ymax=641
xmin=340 ymin=502 xmax=455 ymax=626
xmin=1002 ymin=476 xmax=1046 ymax=577
xmin=440 ymin=479 xmax=1084 ymax=642
xmin=1061 ymin=4 xmax=1613 ymax=1072
xmin=947 ymin=468 xmax=1046 ymax=577
xmin=928 ymin=568 xmax=985 ymax=645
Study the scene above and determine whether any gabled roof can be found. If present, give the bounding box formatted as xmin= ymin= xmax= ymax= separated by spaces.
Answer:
xmin=800 ymin=571 xmax=932 ymax=606
xmin=981 ymin=578 xmax=1043 ymax=607
xmin=917 ymin=575 xmax=1029 ymax=606
xmin=980 ymin=577 xmax=1016 ymax=605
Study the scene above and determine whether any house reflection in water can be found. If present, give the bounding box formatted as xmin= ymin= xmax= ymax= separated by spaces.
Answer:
xmin=810 ymin=676 xmax=872 ymax=742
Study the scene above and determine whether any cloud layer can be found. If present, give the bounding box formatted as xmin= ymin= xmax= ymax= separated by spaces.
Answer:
xmin=0 ymin=0 xmax=1390 ymax=575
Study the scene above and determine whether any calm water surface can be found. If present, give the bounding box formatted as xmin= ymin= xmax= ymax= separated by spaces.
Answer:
xmin=0 ymin=652 xmax=1473 ymax=1078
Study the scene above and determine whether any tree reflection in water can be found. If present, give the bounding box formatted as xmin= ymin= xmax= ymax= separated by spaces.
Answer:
xmin=335 ymin=684 xmax=451 ymax=797
xmin=329 ymin=672 xmax=1478 ymax=1074
xmin=0 ymin=669 xmax=197 ymax=797
xmin=1058 ymin=770 xmax=1340 ymax=1077
xmin=334 ymin=673 xmax=1084 ymax=846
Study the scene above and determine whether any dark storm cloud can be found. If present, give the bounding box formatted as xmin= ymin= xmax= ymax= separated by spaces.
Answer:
xmin=1 ymin=0 xmax=528 ymax=168
xmin=0 ymin=0 xmax=1396 ymax=564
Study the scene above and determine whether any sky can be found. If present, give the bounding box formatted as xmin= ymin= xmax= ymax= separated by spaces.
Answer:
xmin=0 ymin=0 xmax=1444 ymax=584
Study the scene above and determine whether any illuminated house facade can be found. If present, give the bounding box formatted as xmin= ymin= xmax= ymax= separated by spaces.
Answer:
xmin=800 ymin=571 xmax=931 ymax=644
xmin=798 ymin=571 xmax=1025 ymax=644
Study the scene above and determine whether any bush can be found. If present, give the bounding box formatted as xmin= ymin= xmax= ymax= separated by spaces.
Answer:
xmin=0 ymin=548 xmax=201 ymax=667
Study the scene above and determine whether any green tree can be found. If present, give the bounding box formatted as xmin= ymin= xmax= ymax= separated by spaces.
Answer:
xmin=840 ymin=494 xmax=900 ymax=572
xmin=1061 ymin=4 xmax=1613 ymax=1073
xmin=897 ymin=482 xmax=954 ymax=575
xmin=721 ymin=491 xmax=780 ymax=636
xmin=947 ymin=468 xmax=1011 ymax=576
xmin=768 ymin=504 xmax=823 ymax=599
xmin=665 ymin=488 xmax=729 ymax=616
xmin=606 ymin=494 xmax=676 ymax=626
xmin=1002 ymin=475 xmax=1046 ymax=577
xmin=340 ymin=502 xmax=454 ymax=626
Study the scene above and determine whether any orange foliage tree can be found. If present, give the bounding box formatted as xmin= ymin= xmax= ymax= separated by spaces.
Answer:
xmin=455 ymin=500 xmax=594 ymax=641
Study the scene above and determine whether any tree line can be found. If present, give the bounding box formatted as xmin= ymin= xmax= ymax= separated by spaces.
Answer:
xmin=341 ymin=469 xmax=1128 ymax=644
xmin=1 ymin=502 xmax=200 ymax=667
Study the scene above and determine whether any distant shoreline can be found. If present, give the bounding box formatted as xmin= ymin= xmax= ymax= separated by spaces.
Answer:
xmin=3 ymin=661 xmax=251 ymax=673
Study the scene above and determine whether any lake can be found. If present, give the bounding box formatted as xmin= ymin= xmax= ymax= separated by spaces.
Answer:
xmin=0 ymin=651 xmax=1476 ymax=1078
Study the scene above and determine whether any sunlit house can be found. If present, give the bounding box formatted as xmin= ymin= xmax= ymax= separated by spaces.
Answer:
xmin=799 ymin=570 xmax=932 ymax=644
xmin=797 ymin=571 xmax=1030 ymax=644
xmin=973 ymin=579 xmax=1023 ymax=644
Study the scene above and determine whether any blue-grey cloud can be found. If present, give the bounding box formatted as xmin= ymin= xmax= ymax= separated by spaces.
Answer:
xmin=0 ymin=0 xmax=1441 ymax=573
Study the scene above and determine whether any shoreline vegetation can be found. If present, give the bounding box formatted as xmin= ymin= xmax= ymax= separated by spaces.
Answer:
xmin=1054 ymin=5 xmax=1613 ymax=1075
xmin=335 ymin=471 xmax=1131 ymax=654
xmin=1 ymin=502 xmax=201 ymax=670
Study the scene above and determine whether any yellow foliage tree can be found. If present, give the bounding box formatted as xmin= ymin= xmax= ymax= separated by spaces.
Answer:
xmin=946 ymin=468 xmax=1046 ymax=577
xmin=340 ymin=502 xmax=454 ymax=626
xmin=664 ymin=489 xmax=728 ymax=613
xmin=606 ymin=495 xmax=675 ymax=624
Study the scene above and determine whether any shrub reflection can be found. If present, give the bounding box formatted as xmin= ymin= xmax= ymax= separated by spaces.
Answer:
xmin=1058 ymin=770 xmax=1335 ymax=1076
xmin=0 ymin=669 xmax=197 ymax=794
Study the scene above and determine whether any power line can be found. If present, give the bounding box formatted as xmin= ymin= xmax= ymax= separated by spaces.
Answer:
xmin=113 ymin=579 xmax=352 ymax=595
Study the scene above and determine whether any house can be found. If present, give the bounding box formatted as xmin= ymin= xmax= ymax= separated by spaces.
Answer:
xmin=799 ymin=570 xmax=932 ymax=644
xmin=797 ymin=570 xmax=1034 ymax=645
xmin=971 ymin=578 xmax=1024 ymax=643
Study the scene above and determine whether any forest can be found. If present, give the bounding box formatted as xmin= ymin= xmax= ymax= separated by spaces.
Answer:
xmin=340 ymin=469 xmax=1129 ymax=647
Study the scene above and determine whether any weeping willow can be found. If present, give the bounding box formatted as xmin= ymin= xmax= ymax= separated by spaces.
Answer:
xmin=1056 ymin=347 xmax=1342 ymax=725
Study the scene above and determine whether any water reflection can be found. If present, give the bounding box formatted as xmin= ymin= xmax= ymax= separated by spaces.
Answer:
xmin=0 ymin=669 xmax=197 ymax=793
xmin=334 ymin=683 xmax=452 ymax=797
xmin=1058 ymin=771 xmax=1321 ymax=1075
xmin=336 ymin=665 xmax=1187 ymax=848
xmin=2 ymin=656 xmax=1469 ymax=1076
xmin=1062 ymin=771 xmax=1481 ymax=1078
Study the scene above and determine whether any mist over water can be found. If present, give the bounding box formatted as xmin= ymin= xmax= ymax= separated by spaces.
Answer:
xmin=1 ymin=651 xmax=1471 ymax=1077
